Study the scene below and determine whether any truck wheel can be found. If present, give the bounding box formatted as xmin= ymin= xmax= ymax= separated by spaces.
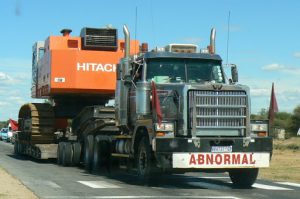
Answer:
xmin=72 ymin=142 xmax=81 ymax=166
xmin=93 ymin=136 xmax=110 ymax=172
xmin=57 ymin=142 xmax=63 ymax=165
xmin=229 ymin=168 xmax=259 ymax=188
xmin=84 ymin=135 xmax=94 ymax=171
xmin=92 ymin=136 xmax=102 ymax=171
xmin=62 ymin=142 xmax=73 ymax=166
xmin=14 ymin=141 xmax=19 ymax=154
xmin=137 ymin=136 xmax=153 ymax=183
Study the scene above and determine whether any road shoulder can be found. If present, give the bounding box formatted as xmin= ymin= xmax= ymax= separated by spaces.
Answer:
xmin=0 ymin=166 xmax=38 ymax=199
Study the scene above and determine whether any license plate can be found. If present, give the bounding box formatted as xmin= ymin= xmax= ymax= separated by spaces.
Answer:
xmin=211 ymin=146 xmax=232 ymax=153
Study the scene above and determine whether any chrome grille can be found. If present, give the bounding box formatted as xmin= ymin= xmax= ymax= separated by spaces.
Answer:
xmin=189 ymin=90 xmax=247 ymax=135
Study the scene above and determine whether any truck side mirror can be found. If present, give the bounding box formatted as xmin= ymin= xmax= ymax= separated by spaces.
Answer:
xmin=231 ymin=64 xmax=238 ymax=83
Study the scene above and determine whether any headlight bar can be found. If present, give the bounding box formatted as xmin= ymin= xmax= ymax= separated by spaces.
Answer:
xmin=155 ymin=123 xmax=174 ymax=132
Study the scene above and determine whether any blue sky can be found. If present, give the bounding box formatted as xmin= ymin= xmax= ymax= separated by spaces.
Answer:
xmin=0 ymin=0 xmax=300 ymax=121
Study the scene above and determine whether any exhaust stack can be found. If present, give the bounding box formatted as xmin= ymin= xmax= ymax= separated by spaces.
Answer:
xmin=60 ymin=29 xmax=72 ymax=37
xmin=116 ymin=25 xmax=131 ymax=127
xmin=209 ymin=28 xmax=216 ymax=54
xmin=123 ymin=25 xmax=130 ymax=58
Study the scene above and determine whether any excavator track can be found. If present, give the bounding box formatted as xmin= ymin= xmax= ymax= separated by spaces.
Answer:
xmin=16 ymin=103 xmax=57 ymax=159
xmin=18 ymin=103 xmax=55 ymax=144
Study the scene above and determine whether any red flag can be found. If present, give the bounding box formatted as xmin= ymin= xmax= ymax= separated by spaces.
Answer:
xmin=151 ymin=81 xmax=163 ymax=125
xmin=9 ymin=119 xmax=18 ymax=131
xmin=268 ymin=83 xmax=278 ymax=125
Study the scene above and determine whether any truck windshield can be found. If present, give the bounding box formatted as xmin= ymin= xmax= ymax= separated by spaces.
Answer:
xmin=146 ymin=58 xmax=224 ymax=83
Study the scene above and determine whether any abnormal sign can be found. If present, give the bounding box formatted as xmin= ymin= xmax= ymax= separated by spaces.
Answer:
xmin=173 ymin=152 xmax=270 ymax=168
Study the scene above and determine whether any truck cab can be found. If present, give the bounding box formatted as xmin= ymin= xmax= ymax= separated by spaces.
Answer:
xmin=115 ymin=26 xmax=273 ymax=187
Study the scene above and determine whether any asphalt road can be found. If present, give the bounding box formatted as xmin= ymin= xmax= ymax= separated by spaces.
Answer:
xmin=0 ymin=141 xmax=299 ymax=199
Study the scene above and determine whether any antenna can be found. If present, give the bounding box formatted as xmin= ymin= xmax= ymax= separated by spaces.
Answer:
xmin=135 ymin=6 xmax=138 ymax=53
xmin=226 ymin=11 xmax=231 ymax=67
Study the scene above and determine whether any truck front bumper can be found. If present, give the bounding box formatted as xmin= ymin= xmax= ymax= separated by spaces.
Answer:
xmin=154 ymin=137 xmax=272 ymax=169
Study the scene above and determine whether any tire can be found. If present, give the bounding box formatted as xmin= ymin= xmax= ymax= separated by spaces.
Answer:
xmin=92 ymin=136 xmax=101 ymax=171
xmin=57 ymin=142 xmax=63 ymax=165
xmin=72 ymin=142 xmax=82 ymax=166
xmin=137 ymin=136 xmax=153 ymax=183
xmin=229 ymin=168 xmax=259 ymax=188
xmin=84 ymin=135 xmax=94 ymax=171
xmin=62 ymin=142 xmax=73 ymax=166
xmin=14 ymin=141 xmax=19 ymax=154
xmin=18 ymin=143 xmax=23 ymax=154
xmin=92 ymin=136 xmax=110 ymax=172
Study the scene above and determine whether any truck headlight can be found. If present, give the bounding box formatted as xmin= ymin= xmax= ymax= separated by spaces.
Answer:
xmin=155 ymin=123 xmax=174 ymax=132
xmin=251 ymin=124 xmax=268 ymax=132
xmin=155 ymin=123 xmax=175 ymax=138
xmin=250 ymin=120 xmax=269 ymax=137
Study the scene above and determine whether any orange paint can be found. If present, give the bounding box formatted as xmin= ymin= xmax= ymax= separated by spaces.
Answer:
xmin=33 ymin=35 xmax=139 ymax=98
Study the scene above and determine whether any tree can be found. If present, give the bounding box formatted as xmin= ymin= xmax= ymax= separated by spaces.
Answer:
xmin=251 ymin=108 xmax=268 ymax=120
xmin=0 ymin=121 xmax=9 ymax=129
xmin=289 ymin=105 xmax=300 ymax=135
xmin=274 ymin=112 xmax=292 ymax=129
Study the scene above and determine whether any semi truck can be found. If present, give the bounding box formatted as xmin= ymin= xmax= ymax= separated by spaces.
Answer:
xmin=15 ymin=25 xmax=272 ymax=187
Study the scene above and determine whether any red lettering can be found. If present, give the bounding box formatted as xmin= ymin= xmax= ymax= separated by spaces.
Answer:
xmin=250 ymin=153 xmax=256 ymax=164
xmin=242 ymin=154 xmax=249 ymax=164
xmin=189 ymin=154 xmax=196 ymax=165
xmin=189 ymin=153 xmax=256 ymax=166
xmin=206 ymin=154 xmax=213 ymax=165
xmin=224 ymin=154 xmax=231 ymax=165
xmin=198 ymin=154 xmax=204 ymax=165
xmin=215 ymin=154 xmax=222 ymax=165
xmin=232 ymin=154 xmax=240 ymax=164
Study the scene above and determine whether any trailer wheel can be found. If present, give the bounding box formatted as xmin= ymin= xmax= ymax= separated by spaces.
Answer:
xmin=137 ymin=136 xmax=153 ymax=183
xmin=84 ymin=135 xmax=94 ymax=171
xmin=18 ymin=143 xmax=24 ymax=154
xmin=57 ymin=142 xmax=63 ymax=165
xmin=72 ymin=142 xmax=81 ymax=166
xmin=229 ymin=168 xmax=259 ymax=188
xmin=62 ymin=142 xmax=73 ymax=166
xmin=14 ymin=141 xmax=19 ymax=154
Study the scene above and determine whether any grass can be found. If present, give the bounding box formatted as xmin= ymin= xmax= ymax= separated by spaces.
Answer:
xmin=273 ymin=137 xmax=300 ymax=151
xmin=259 ymin=137 xmax=300 ymax=183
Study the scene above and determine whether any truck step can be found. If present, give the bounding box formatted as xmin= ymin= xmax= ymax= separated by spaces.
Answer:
xmin=113 ymin=135 xmax=132 ymax=139
xmin=111 ymin=153 xmax=130 ymax=158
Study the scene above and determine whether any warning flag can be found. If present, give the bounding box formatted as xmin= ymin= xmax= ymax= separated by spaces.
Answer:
xmin=151 ymin=81 xmax=163 ymax=125
xmin=9 ymin=119 xmax=18 ymax=131
xmin=268 ymin=83 xmax=278 ymax=125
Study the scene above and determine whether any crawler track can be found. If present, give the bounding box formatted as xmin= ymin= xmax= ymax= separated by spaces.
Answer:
xmin=18 ymin=103 xmax=55 ymax=144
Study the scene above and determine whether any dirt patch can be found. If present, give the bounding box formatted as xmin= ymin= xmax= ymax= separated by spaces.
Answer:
xmin=0 ymin=167 xmax=38 ymax=199
xmin=259 ymin=138 xmax=300 ymax=183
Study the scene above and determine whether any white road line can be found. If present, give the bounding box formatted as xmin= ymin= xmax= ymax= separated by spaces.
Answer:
xmin=78 ymin=181 xmax=121 ymax=188
xmin=252 ymin=183 xmax=293 ymax=190
xmin=46 ymin=181 xmax=62 ymax=188
xmin=44 ymin=196 xmax=241 ymax=199
xmin=276 ymin=182 xmax=300 ymax=188
xmin=23 ymin=180 xmax=61 ymax=189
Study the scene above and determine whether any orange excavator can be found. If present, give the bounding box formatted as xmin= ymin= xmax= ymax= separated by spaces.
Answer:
xmin=17 ymin=26 xmax=140 ymax=159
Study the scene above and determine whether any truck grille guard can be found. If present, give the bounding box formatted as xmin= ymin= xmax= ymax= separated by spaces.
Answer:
xmin=188 ymin=90 xmax=247 ymax=136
